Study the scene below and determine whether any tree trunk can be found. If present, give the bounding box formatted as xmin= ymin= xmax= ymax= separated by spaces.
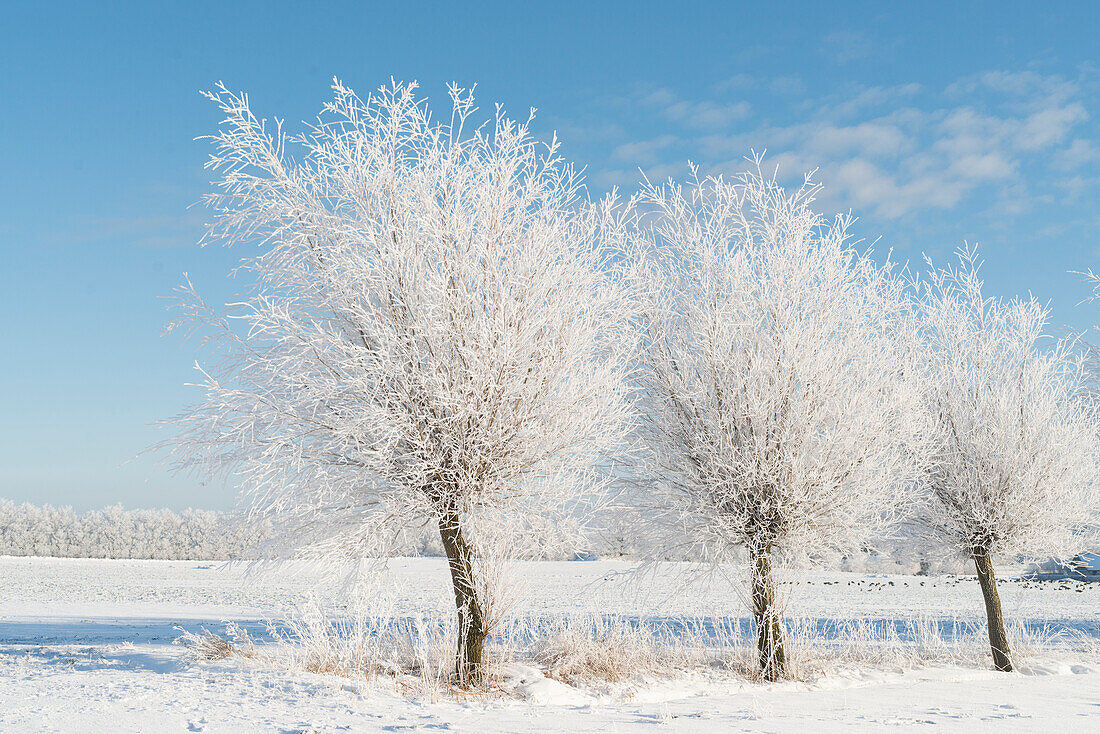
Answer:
xmin=973 ymin=551 xmax=1013 ymax=672
xmin=438 ymin=508 xmax=487 ymax=687
xmin=750 ymin=543 xmax=787 ymax=681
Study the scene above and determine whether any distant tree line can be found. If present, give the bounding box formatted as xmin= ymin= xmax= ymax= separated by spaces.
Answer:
xmin=0 ymin=500 xmax=271 ymax=560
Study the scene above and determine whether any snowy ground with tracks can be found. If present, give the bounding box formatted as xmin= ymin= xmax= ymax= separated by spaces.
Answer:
xmin=1 ymin=556 xmax=1098 ymax=732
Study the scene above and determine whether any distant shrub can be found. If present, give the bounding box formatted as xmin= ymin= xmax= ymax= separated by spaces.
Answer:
xmin=0 ymin=499 xmax=271 ymax=560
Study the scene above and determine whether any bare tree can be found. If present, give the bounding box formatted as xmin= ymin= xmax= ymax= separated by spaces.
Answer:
xmin=628 ymin=161 xmax=921 ymax=681
xmin=915 ymin=248 xmax=1100 ymax=672
xmin=165 ymin=80 xmax=632 ymax=686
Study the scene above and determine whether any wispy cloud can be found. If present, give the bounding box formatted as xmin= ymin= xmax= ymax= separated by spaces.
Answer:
xmin=610 ymin=134 xmax=679 ymax=164
xmin=637 ymin=86 xmax=752 ymax=130
xmin=589 ymin=70 xmax=1096 ymax=224
xmin=45 ymin=211 xmax=207 ymax=250
xmin=1055 ymin=138 xmax=1100 ymax=171
xmin=822 ymin=30 xmax=872 ymax=65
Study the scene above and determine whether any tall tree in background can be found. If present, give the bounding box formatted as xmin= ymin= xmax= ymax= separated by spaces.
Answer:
xmin=166 ymin=80 xmax=632 ymax=686
xmin=629 ymin=161 xmax=921 ymax=681
xmin=915 ymin=249 xmax=1100 ymax=672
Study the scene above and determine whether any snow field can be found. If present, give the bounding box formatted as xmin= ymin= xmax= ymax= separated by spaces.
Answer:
xmin=1 ymin=557 xmax=1098 ymax=732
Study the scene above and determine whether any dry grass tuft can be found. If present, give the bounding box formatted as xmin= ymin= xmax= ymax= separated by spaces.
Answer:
xmin=175 ymin=623 xmax=257 ymax=662
xmin=176 ymin=609 xmax=1100 ymax=698
xmin=534 ymin=617 xmax=665 ymax=685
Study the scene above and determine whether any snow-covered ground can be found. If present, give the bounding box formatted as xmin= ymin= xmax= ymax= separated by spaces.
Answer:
xmin=1 ymin=556 xmax=1098 ymax=732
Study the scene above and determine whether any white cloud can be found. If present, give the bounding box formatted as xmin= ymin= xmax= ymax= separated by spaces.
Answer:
xmin=823 ymin=83 xmax=922 ymax=119
xmin=822 ymin=30 xmax=872 ymax=64
xmin=1015 ymin=102 xmax=1087 ymax=149
xmin=610 ymin=135 xmax=678 ymax=164
xmin=601 ymin=71 xmax=1095 ymax=221
xmin=666 ymin=99 xmax=753 ymax=129
xmin=948 ymin=152 xmax=1015 ymax=182
xmin=805 ymin=121 xmax=910 ymax=158
xmin=714 ymin=73 xmax=756 ymax=93
xmin=948 ymin=70 xmax=1077 ymax=106
xmin=771 ymin=76 xmax=806 ymax=96
xmin=715 ymin=74 xmax=805 ymax=97
xmin=637 ymin=86 xmax=753 ymax=130
xmin=1055 ymin=139 xmax=1100 ymax=171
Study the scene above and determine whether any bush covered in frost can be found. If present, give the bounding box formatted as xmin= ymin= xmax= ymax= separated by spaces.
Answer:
xmin=0 ymin=499 xmax=270 ymax=560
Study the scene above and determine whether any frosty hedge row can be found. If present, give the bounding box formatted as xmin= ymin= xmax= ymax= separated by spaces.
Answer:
xmin=0 ymin=498 xmax=961 ymax=574
xmin=0 ymin=500 xmax=270 ymax=560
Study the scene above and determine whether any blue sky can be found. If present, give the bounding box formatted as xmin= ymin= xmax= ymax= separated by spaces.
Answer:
xmin=2 ymin=1 xmax=1099 ymax=510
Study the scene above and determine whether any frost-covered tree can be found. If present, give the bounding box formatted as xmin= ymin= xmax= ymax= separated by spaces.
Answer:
xmin=166 ymin=80 xmax=632 ymax=686
xmin=915 ymin=249 xmax=1100 ymax=672
xmin=629 ymin=162 xmax=921 ymax=681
